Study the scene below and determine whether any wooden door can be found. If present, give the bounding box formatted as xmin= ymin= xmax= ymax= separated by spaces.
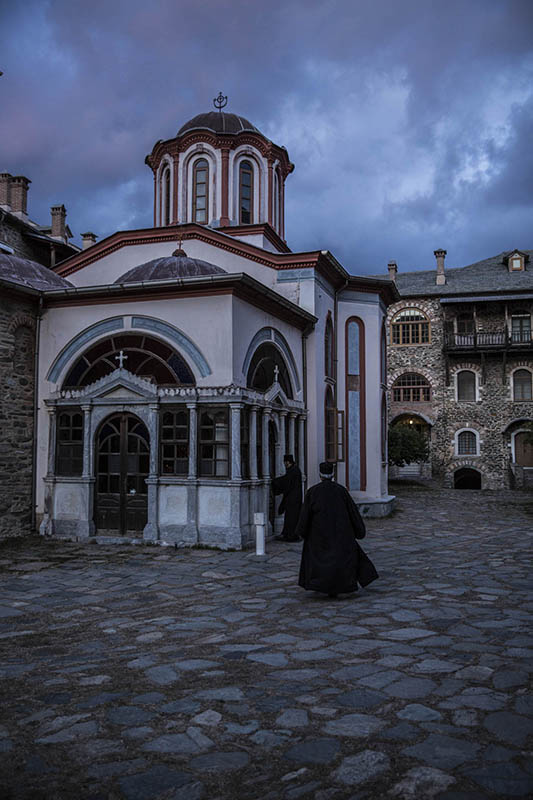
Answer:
xmin=515 ymin=432 xmax=533 ymax=467
xmin=95 ymin=414 xmax=149 ymax=536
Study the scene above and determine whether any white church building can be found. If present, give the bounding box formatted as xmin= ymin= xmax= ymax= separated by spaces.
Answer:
xmin=33 ymin=106 xmax=397 ymax=548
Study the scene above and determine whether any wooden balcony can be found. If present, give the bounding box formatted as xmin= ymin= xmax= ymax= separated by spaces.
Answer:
xmin=444 ymin=330 xmax=533 ymax=353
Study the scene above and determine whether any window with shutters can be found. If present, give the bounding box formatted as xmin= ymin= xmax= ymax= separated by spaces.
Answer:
xmin=457 ymin=370 xmax=476 ymax=402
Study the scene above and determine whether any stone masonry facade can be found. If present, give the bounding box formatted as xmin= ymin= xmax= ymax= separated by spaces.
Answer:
xmin=387 ymin=296 xmax=533 ymax=489
xmin=0 ymin=290 xmax=38 ymax=539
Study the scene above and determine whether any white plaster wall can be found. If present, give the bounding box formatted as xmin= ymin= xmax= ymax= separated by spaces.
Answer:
xmin=35 ymin=295 xmax=233 ymax=513
xmin=305 ymin=279 xmax=335 ymax=487
xmin=232 ymin=296 xmax=304 ymax=400
xmin=67 ymin=237 xmax=279 ymax=290
xmin=338 ymin=290 xmax=386 ymax=499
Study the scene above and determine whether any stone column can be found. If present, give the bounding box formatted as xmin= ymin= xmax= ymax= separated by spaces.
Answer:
xmin=187 ymin=403 xmax=197 ymax=479
xmin=249 ymin=405 xmax=258 ymax=480
xmin=279 ymin=411 xmax=287 ymax=460
xmin=298 ymin=415 xmax=306 ymax=476
xmin=230 ymin=403 xmax=242 ymax=480
xmin=81 ymin=404 xmax=91 ymax=478
xmin=46 ymin=405 xmax=57 ymax=476
xmin=262 ymin=407 xmax=271 ymax=478
xmin=144 ymin=402 xmax=160 ymax=541
xmin=288 ymin=412 xmax=296 ymax=457
xmin=220 ymin=146 xmax=230 ymax=226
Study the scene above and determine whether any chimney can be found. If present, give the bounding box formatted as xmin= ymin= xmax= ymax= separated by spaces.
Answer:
xmin=10 ymin=175 xmax=31 ymax=217
xmin=51 ymin=204 xmax=67 ymax=242
xmin=434 ymin=248 xmax=447 ymax=285
xmin=0 ymin=173 xmax=12 ymax=210
xmin=81 ymin=231 xmax=98 ymax=250
xmin=387 ymin=260 xmax=398 ymax=282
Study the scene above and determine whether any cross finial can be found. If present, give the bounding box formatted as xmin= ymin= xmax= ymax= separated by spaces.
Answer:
xmin=274 ymin=365 xmax=280 ymax=382
xmin=115 ymin=350 xmax=128 ymax=369
xmin=213 ymin=91 xmax=227 ymax=111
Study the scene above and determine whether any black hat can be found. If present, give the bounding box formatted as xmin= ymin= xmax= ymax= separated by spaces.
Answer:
xmin=283 ymin=454 xmax=295 ymax=463
xmin=319 ymin=461 xmax=334 ymax=477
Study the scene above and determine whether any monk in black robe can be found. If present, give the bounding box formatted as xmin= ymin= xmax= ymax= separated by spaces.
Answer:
xmin=271 ymin=454 xmax=302 ymax=542
xmin=295 ymin=461 xmax=378 ymax=597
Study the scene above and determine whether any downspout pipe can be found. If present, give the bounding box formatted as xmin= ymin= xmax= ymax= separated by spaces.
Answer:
xmin=31 ymin=295 xmax=43 ymax=532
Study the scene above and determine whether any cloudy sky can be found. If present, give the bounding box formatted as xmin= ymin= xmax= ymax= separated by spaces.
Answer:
xmin=1 ymin=0 xmax=532 ymax=275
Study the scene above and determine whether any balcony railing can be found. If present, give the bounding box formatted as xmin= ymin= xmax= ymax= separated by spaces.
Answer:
xmin=445 ymin=330 xmax=533 ymax=351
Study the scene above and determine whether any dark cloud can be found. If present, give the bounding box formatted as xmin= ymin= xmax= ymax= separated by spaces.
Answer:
xmin=0 ymin=0 xmax=531 ymax=273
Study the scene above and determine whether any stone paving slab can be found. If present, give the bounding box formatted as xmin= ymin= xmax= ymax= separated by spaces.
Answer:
xmin=0 ymin=486 xmax=532 ymax=799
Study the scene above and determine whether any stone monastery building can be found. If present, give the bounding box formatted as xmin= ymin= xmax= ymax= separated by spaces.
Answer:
xmin=0 ymin=106 xmax=398 ymax=546
xmin=384 ymin=250 xmax=533 ymax=490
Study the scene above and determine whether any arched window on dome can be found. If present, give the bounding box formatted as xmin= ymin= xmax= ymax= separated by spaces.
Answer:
xmin=239 ymin=161 xmax=253 ymax=224
xmin=193 ymin=158 xmax=209 ymax=224
xmin=163 ymin=167 xmax=171 ymax=226
xmin=273 ymin=169 xmax=280 ymax=231
xmin=246 ymin=343 xmax=293 ymax=399
xmin=62 ymin=334 xmax=195 ymax=389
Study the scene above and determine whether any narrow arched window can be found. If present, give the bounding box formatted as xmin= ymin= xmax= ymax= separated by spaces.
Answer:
xmin=193 ymin=158 xmax=209 ymax=224
xmin=163 ymin=167 xmax=171 ymax=226
xmin=273 ymin=170 xmax=280 ymax=230
xmin=457 ymin=370 xmax=476 ymax=401
xmin=514 ymin=369 xmax=532 ymax=401
xmin=239 ymin=161 xmax=253 ymax=224
xmin=325 ymin=316 xmax=334 ymax=379
xmin=325 ymin=386 xmax=336 ymax=462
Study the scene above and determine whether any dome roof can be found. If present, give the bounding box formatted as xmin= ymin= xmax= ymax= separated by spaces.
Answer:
xmin=115 ymin=251 xmax=227 ymax=283
xmin=0 ymin=253 xmax=73 ymax=291
xmin=178 ymin=111 xmax=260 ymax=137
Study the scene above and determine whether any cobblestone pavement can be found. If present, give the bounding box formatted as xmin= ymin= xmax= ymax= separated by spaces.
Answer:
xmin=0 ymin=487 xmax=532 ymax=800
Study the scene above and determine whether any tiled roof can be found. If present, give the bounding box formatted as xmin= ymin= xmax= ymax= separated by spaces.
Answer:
xmin=0 ymin=253 xmax=73 ymax=291
xmin=374 ymin=251 xmax=533 ymax=297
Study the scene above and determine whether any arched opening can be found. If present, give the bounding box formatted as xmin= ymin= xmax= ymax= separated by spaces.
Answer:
xmin=192 ymin=158 xmax=209 ymax=224
xmin=239 ymin=160 xmax=253 ymax=224
xmin=63 ymin=334 xmax=195 ymax=389
xmin=457 ymin=370 xmax=476 ymax=401
xmin=391 ymin=414 xmax=431 ymax=478
xmin=246 ymin=343 xmax=293 ymax=399
xmin=514 ymin=432 xmax=533 ymax=467
xmin=454 ymin=467 xmax=481 ymax=490
xmin=392 ymin=372 xmax=431 ymax=402
xmin=391 ymin=308 xmax=430 ymax=345
xmin=95 ymin=413 xmax=150 ymax=536
xmin=513 ymin=369 xmax=532 ymax=401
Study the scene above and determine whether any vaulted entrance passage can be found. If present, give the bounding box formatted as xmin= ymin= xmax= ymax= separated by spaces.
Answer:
xmin=454 ymin=467 xmax=481 ymax=490
xmin=515 ymin=432 xmax=533 ymax=467
xmin=95 ymin=414 xmax=149 ymax=536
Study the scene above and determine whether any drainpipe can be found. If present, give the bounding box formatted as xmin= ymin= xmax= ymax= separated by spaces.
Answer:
xmin=31 ymin=295 xmax=43 ymax=532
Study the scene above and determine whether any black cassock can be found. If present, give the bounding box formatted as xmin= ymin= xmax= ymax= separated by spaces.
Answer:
xmin=271 ymin=464 xmax=303 ymax=540
xmin=295 ymin=480 xmax=378 ymax=594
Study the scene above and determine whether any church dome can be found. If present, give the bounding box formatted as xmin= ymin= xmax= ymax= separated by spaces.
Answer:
xmin=115 ymin=250 xmax=227 ymax=283
xmin=177 ymin=111 xmax=260 ymax=137
xmin=0 ymin=253 xmax=73 ymax=291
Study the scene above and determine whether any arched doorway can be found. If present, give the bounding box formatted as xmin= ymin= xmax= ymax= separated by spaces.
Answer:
xmin=514 ymin=432 xmax=533 ymax=467
xmin=391 ymin=414 xmax=431 ymax=478
xmin=95 ymin=413 xmax=150 ymax=536
xmin=454 ymin=467 xmax=481 ymax=490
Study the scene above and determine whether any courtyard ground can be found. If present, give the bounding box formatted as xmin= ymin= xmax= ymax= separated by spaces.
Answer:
xmin=0 ymin=486 xmax=532 ymax=800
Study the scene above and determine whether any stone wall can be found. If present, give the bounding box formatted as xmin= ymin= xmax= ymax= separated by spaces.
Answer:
xmin=0 ymin=213 xmax=51 ymax=265
xmin=387 ymin=296 xmax=533 ymax=489
xmin=0 ymin=289 xmax=38 ymax=539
